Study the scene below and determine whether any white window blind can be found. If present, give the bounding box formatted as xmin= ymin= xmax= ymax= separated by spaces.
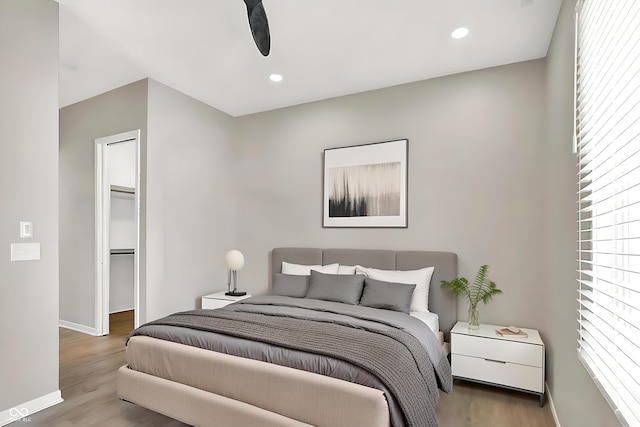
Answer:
xmin=576 ymin=1 xmax=640 ymax=426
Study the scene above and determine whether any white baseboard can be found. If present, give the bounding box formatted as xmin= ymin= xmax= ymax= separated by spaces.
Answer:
xmin=0 ymin=390 xmax=63 ymax=426
xmin=58 ymin=319 xmax=98 ymax=336
xmin=546 ymin=382 xmax=561 ymax=427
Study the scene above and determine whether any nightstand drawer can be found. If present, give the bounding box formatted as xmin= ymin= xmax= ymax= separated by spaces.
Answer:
xmin=452 ymin=333 xmax=543 ymax=367
xmin=452 ymin=354 xmax=543 ymax=393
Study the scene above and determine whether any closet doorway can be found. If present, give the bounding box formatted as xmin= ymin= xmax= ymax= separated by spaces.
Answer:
xmin=95 ymin=130 xmax=141 ymax=336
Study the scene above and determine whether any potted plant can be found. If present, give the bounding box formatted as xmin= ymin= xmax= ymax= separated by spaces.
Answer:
xmin=441 ymin=264 xmax=502 ymax=329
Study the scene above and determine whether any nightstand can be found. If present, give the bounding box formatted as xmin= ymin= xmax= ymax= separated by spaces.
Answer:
xmin=201 ymin=290 xmax=252 ymax=309
xmin=451 ymin=321 xmax=545 ymax=406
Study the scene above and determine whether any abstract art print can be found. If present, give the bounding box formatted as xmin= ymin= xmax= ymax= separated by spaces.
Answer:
xmin=323 ymin=139 xmax=408 ymax=227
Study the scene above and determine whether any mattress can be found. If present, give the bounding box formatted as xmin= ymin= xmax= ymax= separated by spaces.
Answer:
xmin=410 ymin=310 xmax=439 ymax=335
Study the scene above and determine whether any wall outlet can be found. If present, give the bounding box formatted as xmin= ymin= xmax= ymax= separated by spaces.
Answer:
xmin=11 ymin=243 xmax=40 ymax=261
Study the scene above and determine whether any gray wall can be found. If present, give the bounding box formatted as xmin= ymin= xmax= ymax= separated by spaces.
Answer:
xmin=234 ymin=59 xmax=548 ymax=332
xmin=59 ymin=79 xmax=148 ymax=328
xmin=0 ymin=0 xmax=60 ymax=411
xmin=59 ymin=78 xmax=238 ymax=326
xmin=145 ymin=79 xmax=237 ymax=321
xmin=544 ymin=0 xmax=619 ymax=425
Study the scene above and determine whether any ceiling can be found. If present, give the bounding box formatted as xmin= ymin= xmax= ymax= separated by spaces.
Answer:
xmin=57 ymin=0 xmax=562 ymax=117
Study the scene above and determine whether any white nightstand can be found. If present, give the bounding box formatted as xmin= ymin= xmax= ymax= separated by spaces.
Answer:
xmin=451 ymin=321 xmax=545 ymax=406
xmin=201 ymin=290 xmax=252 ymax=309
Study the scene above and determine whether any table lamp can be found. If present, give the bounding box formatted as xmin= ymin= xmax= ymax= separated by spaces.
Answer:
xmin=225 ymin=249 xmax=246 ymax=296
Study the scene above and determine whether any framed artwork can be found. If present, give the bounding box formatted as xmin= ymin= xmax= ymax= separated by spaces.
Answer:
xmin=323 ymin=139 xmax=408 ymax=228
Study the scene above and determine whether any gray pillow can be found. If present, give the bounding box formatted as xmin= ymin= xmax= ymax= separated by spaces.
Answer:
xmin=305 ymin=271 xmax=365 ymax=305
xmin=359 ymin=277 xmax=416 ymax=314
xmin=271 ymin=273 xmax=309 ymax=298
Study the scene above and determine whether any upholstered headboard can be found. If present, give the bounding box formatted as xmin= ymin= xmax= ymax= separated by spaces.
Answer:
xmin=271 ymin=248 xmax=458 ymax=341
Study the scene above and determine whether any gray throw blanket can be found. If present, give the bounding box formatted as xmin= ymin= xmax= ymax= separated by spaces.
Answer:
xmin=131 ymin=304 xmax=450 ymax=427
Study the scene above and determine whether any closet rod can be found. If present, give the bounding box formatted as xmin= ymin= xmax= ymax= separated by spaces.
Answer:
xmin=111 ymin=185 xmax=135 ymax=195
xmin=110 ymin=249 xmax=135 ymax=255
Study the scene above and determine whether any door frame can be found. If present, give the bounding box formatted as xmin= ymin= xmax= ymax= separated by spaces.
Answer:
xmin=95 ymin=129 xmax=141 ymax=335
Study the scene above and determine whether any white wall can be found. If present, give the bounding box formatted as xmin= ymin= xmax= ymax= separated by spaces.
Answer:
xmin=110 ymin=191 xmax=135 ymax=313
xmin=145 ymin=79 xmax=237 ymax=321
xmin=107 ymin=140 xmax=136 ymax=189
xmin=234 ymin=59 xmax=548 ymax=332
xmin=544 ymin=1 xmax=620 ymax=425
xmin=110 ymin=193 xmax=136 ymax=249
xmin=0 ymin=0 xmax=61 ymax=414
xmin=107 ymin=139 xmax=137 ymax=313
xmin=109 ymin=254 xmax=134 ymax=313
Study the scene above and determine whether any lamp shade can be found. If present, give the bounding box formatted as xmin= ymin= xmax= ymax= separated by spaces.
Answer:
xmin=225 ymin=250 xmax=245 ymax=271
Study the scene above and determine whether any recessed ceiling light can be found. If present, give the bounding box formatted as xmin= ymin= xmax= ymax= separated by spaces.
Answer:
xmin=451 ymin=27 xmax=469 ymax=39
xmin=269 ymin=73 xmax=283 ymax=82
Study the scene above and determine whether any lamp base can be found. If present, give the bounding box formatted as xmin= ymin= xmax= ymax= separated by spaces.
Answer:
xmin=225 ymin=291 xmax=247 ymax=297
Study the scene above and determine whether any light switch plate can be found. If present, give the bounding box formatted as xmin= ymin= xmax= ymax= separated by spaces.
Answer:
xmin=20 ymin=221 xmax=33 ymax=238
xmin=11 ymin=243 xmax=40 ymax=261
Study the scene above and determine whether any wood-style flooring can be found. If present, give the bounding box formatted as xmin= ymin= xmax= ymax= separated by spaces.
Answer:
xmin=27 ymin=311 xmax=186 ymax=427
xmin=26 ymin=311 xmax=556 ymax=426
xmin=436 ymin=381 xmax=557 ymax=427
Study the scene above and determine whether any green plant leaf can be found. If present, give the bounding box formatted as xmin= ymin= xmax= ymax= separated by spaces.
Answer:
xmin=441 ymin=264 xmax=502 ymax=306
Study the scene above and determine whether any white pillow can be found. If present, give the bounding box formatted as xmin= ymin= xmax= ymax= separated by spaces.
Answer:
xmin=337 ymin=265 xmax=357 ymax=274
xmin=281 ymin=261 xmax=340 ymax=276
xmin=355 ymin=265 xmax=435 ymax=312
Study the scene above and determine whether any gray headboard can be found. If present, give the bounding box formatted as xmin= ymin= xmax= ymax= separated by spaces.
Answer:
xmin=271 ymin=248 xmax=458 ymax=341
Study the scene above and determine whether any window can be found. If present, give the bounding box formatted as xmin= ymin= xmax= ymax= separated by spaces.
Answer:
xmin=575 ymin=1 xmax=640 ymax=426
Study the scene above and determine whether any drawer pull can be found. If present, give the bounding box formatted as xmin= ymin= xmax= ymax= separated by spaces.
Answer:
xmin=484 ymin=358 xmax=507 ymax=364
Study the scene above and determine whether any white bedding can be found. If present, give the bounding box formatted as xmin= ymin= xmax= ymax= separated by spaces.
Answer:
xmin=410 ymin=311 xmax=439 ymax=335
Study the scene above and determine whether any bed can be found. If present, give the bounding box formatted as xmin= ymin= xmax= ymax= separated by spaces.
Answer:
xmin=118 ymin=248 xmax=458 ymax=427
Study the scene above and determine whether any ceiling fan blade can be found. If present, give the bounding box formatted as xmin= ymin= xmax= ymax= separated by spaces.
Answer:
xmin=243 ymin=0 xmax=271 ymax=56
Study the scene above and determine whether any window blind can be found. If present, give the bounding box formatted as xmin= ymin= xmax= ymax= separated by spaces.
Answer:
xmin=576 ymin=1 xmax=640 ymax=426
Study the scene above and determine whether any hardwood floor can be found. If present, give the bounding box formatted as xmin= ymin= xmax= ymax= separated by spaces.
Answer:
xmin=28 ymin=311 xmax=187 ymax=427
xmin=27 ymin=312 xmax=556 ymax=426
xmin=436 ymin=380 xmax=557 ymax=427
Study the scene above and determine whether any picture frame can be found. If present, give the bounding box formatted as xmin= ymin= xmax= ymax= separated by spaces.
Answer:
xmin=323 ymin=139 xmax=408 ymax=228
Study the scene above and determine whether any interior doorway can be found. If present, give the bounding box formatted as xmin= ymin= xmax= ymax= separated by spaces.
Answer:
xmin=95 ymin=130 xmax=141 ymax=336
